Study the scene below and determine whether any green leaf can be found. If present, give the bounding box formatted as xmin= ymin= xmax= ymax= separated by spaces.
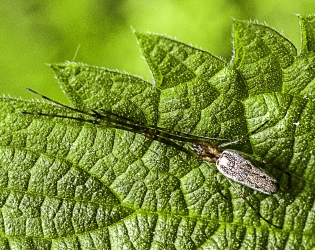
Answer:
xmin=1 ymin=14 xmax=315 ymax=249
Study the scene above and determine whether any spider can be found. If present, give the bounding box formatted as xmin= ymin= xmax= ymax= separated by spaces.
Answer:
xmin=21 ymin=88 xmax=281 ymax=228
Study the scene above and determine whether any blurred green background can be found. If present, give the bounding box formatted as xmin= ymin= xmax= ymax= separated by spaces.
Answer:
xmin=0 ymin=1 xmax=313 ymax=102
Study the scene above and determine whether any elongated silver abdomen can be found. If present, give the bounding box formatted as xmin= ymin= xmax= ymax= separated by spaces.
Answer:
xmin=216 ymin=150 xmax=279 ymax=194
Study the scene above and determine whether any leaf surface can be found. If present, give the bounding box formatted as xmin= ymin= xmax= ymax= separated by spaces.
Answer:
xmin=1 ymin=14 xmax=315 ymax=249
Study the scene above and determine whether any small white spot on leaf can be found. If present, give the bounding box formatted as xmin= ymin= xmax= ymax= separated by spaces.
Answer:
xmin=293 ymin=122 xmax=300 ymax=126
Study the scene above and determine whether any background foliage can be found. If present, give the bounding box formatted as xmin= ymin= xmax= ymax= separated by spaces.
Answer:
xmin=0 ymin=0 xmax=314 ymax=101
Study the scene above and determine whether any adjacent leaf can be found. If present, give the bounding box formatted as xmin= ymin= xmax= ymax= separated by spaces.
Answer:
xmin=1 ymin=14 xmax=315 ymax=249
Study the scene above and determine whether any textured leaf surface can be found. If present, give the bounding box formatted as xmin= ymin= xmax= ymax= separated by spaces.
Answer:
xmin=1 ymin=15 xmax=315 ymax=249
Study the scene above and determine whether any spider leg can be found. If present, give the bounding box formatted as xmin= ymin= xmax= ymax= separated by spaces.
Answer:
xmin=226 ymin=178 xmax=282 ymax=228
xmin=218 ymin=121 xmax=269 ymax=148
xmin=213 ymin=176 xmax=228 ymax=199
xmin=21 ymin=111 xmax=199 ymax=159
xmin=25 ymin=88 xmax=229 ymax=145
